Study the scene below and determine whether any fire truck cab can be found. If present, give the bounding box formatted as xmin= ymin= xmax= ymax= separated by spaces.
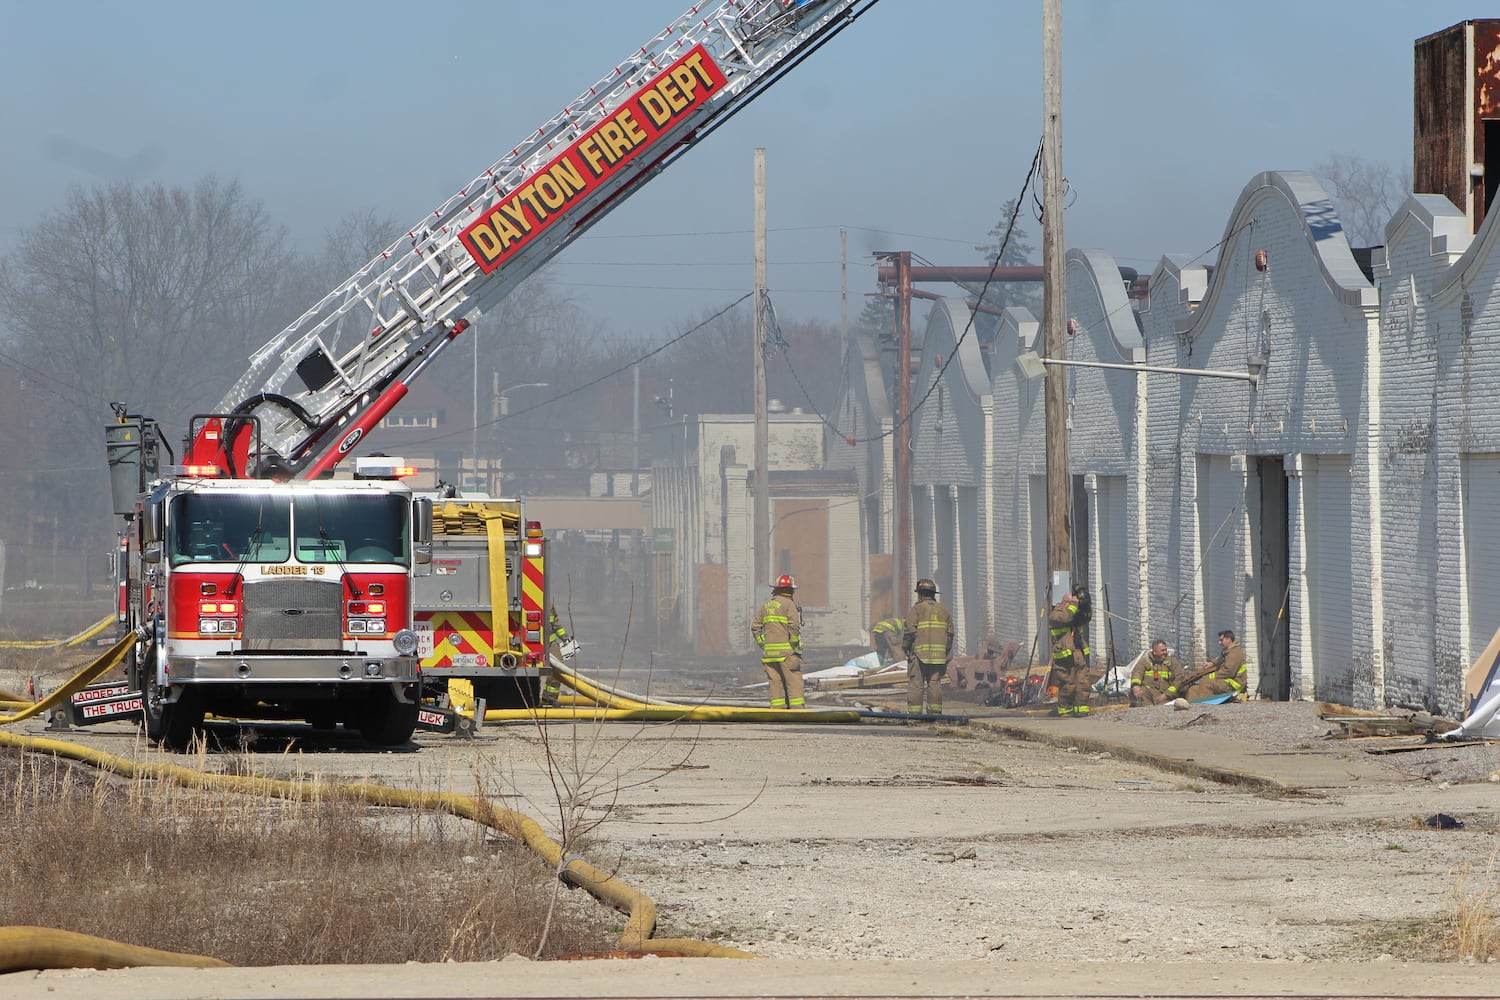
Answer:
xmin=109 ymin=415 xmax=432 ymax=749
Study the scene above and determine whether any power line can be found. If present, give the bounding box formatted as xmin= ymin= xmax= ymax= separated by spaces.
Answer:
xmin=768 ymin=138 xmax=1047 ymax=447
xmin=402 ymin=292 xmax=753 ymax=447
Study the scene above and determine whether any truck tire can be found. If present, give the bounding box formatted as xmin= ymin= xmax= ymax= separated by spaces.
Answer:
xmin=142 ymin=671 xmax=204 ymax=752
xmin=358 ymin=689 xmax=419 ymax=747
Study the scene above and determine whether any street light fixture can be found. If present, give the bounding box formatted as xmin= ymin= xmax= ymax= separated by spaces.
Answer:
xmin=1014 ymin=350 xmax=1263 ymax=389
xmin=497 ymin=381 xmax=549 ymax=417
xmin=472 ymin=376 xmax=549 ymax=492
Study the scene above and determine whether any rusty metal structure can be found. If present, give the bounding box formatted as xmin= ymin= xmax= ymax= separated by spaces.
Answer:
xmin=1415 ymin=19 xmax=1500 ymax=234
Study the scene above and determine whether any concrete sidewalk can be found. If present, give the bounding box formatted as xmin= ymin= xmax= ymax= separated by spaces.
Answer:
xmin=971 ymin=712 xmax=1410 ymax=790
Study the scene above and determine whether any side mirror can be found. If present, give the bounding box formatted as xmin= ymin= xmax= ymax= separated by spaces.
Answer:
xmin=142 ymin=540 xmax=162 ymax=565
xmin=142 ymin=502 xmax=163 ymax=546
xmin=412 ymin=497 xmax=433 ymax=569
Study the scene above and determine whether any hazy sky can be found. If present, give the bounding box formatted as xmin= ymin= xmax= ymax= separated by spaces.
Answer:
xmin=0 ymin=1 xmax=1481 ymax=341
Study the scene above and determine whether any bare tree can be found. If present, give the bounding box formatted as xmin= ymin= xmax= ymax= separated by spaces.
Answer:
xmin=1315 ymin=154 xmax=1411 ymax=247
xmin=0 ymin=177 xmax=296 ymax=443
xmin=0 ymin=178 xmax=296 ymax=576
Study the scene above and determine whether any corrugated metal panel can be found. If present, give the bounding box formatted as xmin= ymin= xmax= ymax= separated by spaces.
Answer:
xmin=1306 ymin=455 xmax=1354 ymax=702
xmin=1462 ymin=454 xmax=1500 ymax=666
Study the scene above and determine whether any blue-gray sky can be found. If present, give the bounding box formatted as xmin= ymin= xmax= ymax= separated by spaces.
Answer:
xmin=0 ymin=1 xmax=1479 ymax=338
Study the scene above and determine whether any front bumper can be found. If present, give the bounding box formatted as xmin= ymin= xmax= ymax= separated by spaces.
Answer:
xmin=167 ymin=654 xmax=421 ymax=684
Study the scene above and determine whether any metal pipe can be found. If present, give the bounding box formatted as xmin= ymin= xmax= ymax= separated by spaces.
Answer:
xmin=1042 ymin=357 xmax=1257 ymax=383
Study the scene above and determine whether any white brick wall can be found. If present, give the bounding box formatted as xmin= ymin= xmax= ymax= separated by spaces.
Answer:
xmin=989 ymin=307 xmax=1047 ymax=656
xmin=1425 ymin=193 xmax=1500 ymax=713
xmin=1371 ymin=195 xmax=1471 ymax=711
xmin=910 ymin=298 xmax=992 ymax=650
xmin=724 ymin=171 xmax=1500 ymax=719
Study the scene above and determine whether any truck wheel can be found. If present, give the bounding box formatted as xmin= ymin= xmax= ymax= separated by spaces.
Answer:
xmin=358 ymin=689 xmax=419 ymax=747
xmin=142 ymin=672 xmax=204 ymax=752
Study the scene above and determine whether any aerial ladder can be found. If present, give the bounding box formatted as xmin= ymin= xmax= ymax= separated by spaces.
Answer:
xmin=185 ymin=0 xmax=881 ymax=481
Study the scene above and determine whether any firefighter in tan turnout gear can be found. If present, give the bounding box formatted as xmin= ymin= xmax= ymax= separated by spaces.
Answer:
xmin=752 ymin=574 xmax=805 ymax=709
xmin=1179 ymin=629 xmax=1248 ymax=702
xmin=1130 ymin=639 xmax=1179 ymax=706
xmin=1047 ymin=583 xmax=1093 ymax=716
xmin=870 ymin=616 xmax=905 ymax=666
xmin=903 ymin=579 xmax=954 ymax=715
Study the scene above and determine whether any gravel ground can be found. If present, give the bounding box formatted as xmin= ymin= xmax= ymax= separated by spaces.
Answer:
xmin=607 ymin=696 xmax=1500 ymax=963
xmin=10 ymin=641 xmax=1500 ymax=968
xmin=1089 ymin=697 xmax=1500 ymax=785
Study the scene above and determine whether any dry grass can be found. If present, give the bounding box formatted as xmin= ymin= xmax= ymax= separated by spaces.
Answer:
xmin=1444 ymin=850 xmax=1500 ymax=961
xmin=0 ymin=749 xmax=617 ymax=965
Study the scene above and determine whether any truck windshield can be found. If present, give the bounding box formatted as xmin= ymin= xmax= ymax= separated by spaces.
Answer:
xmin=168 ymin=492 xmax=409 ymax=566
xmin=295 ymin=493 xmax=409 ymax=565
xmin=169 ymin=494 xmax=292 ymax=566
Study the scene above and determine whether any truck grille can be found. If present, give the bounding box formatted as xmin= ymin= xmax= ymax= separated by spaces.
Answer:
xmin=242 ymin=578 xmax=342 ymax=651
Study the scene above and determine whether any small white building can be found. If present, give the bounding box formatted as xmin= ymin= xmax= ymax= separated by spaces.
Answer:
xmin=650 ymin=412 xmax=866 ymax=656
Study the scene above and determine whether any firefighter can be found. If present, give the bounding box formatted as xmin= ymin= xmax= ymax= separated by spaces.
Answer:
xmin=903 ymin=579 xmax=954 ymax=715
xmin=1047 ymin=583 xmax=1093 ymax=716
xmin=1179 ymin=629 xmax=1247 ymax=701
xmin=1131 ymin=638 xmax=1179 ymax=706
xmin=870 ymin=615 xmax=906 ymax=666
xmin=752 ymin=574 xmax=805 ymax=709
xmin=541 ymin=606 xmax=570 ymax=705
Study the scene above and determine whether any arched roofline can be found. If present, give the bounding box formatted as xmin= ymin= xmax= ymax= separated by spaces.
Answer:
xmin=1147 ymin=253 xmax=1210 ymax=315
xmin=853 ymin=329 xmax=891 ymax=420
xmin=920 ymin=296 xmax=992 ymax=403
xmin=1432 ymin=192 xmax=1500 ymax=305
xmin=996 ymin=305 xmax=1040 ymax=359
xmin=1184 ymin=170 xmax=1376 ymax=339
xmin=1066 ymin=247 xmax=1143 ymax=361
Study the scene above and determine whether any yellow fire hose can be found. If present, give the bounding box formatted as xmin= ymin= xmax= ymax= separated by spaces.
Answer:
xmin=0 ymin=632 xmax=879 ymax=970
xmin=0 ymin=633 xmax=133 ymax=725
xmin=553 ymin=659 xmax=685 ymax=708
xmin=485 ymin=705 xmax=863 ymax=724
xmin=0 ymin=729 xmax=758 ymax=968
xmin=0 ymin=925 xmax=228 ymax=973
xmin=0 ymin=615 xmax=115 ymax=649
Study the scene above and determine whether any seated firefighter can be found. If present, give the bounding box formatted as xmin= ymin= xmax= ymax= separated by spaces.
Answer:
xmin=1130 ymin=639 xmax=1180 ymax=706
xmin=1179 ymin=629 xmax=1248 ymax=702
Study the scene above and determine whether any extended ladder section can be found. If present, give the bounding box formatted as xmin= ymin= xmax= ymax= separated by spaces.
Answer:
xmin=193 ymin=0 xmax=879 ymax=479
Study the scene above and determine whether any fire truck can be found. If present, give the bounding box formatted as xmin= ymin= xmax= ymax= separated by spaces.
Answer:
xmin=106 ymin=415 xmax=431 ymax=750
xmin=101 ymin=0 xmax=877 ymax=748
xmin=414 ymin=494 xmax=553 ymax=707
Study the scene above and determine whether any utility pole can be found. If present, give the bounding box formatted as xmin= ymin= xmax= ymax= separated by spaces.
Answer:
xmin=839 ymin=227 xmax=848 ymax=373
xmin=1042 ymin=0 xmax=1072 ymax=601
xmin=632 ymin=364 xmax=640 ymax=498
xmin=753 ymin=148 xmax=770 ymax=591
xmin=893 ymin=251 xmax=912 ymax=607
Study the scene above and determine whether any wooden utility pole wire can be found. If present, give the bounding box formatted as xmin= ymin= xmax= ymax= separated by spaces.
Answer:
xmin=753 ymin=148 xmax=770 ymax=591
xmin=1042 ymin=0 xmax=1072 ymax=600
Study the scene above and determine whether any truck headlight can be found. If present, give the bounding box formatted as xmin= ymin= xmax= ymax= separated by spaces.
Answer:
xmin=392 ymin=629 xmax=419 ymax=656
